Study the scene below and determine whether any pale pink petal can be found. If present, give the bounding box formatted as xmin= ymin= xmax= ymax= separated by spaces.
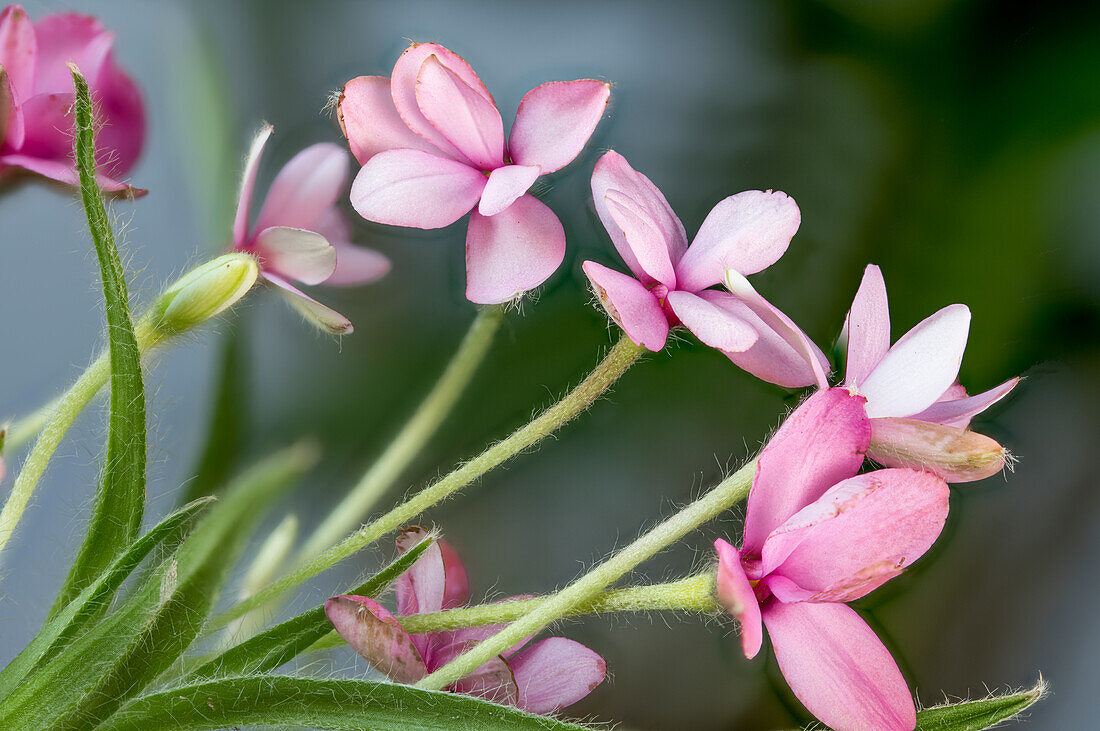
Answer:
xmin=338 ymin=75 xmax=436 ymax=165
xmin=328 ymin=240 xmax=391 ymax=287
xmin=478 ymin=164 xmax=540 ymax=217
xmin=509 ymin=80 xmax=610 ymax=174
xmin=859 ymin=304 xmax=971 ymax=418
xmin=0 ymin=6 xmax=35 ymax=96
xmin=465 ymin=194 xmax=565 ymax=304
xmin=845 ymin=264 xmax=890 ymax=387
xmin=0 ymin=152 xmax=135 ymax=193
xmin=256 ymin=143 xmax=348 ymax=232
xmin=33 ymin=13 xmax=113 ymax=92
xmin=591 ymin=150 xmax=688 ymax=286
xmin=762 ymin=601 xmax=916 ymax=731
xmin=87 ymin=56 xmax=143 ymax=179
xmin=715 ymin=538 xmax=763 ymax=659
xmin=415 ymin=54 xmax=503 ymax=170
xmin=675 ymin=190 xmax=800 ymax=292
xmin=743 ymin=388 xmax=870 ymax=556
xmin=437 ymin=540 xmax=471 ymax=611
xmin=394 ymin=527 xmax=449 ymax=618
xmin=325 ymin=595 xmax=428 ymax=684
xmin=233 ymin=124 xmax=273 ymax=246
xmin=581 ymin=261 xmax=669 ymax=351
xmin=349 ymin=148 xmax=484 ymax=229
xmin=506 ymin=637 xmax=606 ymax=714
xmin=605 ymin=188 xmax=677 ymax=288
xmin=910 ymin=377 xmax=1019 ymax=428
xmin=761 ymin=469 xmax=949 ymax=602
xmin=254 ymin=226 xmax=336 ymax=285
xmin=264 ymin=273 xmax=352 ymax=335
xmin=867 ymin=417 xmax=1008 ymax=483
xmin=666 ymin=290 xmax=757 ymax=353
xmin=450 ymin=656 xmax=519 ymax=706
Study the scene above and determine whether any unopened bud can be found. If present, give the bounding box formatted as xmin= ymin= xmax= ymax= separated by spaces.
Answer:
xmin=868 ymin=417 xmax=1009 ymax=483
xmin=155 ymin=253 xmax=259 ymax=333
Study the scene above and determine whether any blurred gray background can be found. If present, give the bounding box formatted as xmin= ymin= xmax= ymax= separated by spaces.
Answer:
xmin=2 ymin=1 xmax=1098 ymax=728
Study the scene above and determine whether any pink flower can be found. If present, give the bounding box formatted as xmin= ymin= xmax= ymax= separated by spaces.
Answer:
xmin=715 ymin=388 xmax=949 ymax=731
xmin=234 ymin=125 xmax=390 ymax=334
xmin=582 ymin=151 xmax=829 ymax=388
xmin=0 ymin=5 xmax=144 ymax=193
xmin=337 ymin=42 xmax=610 ymax=305
xmin=325 ymin=527 xmax=606 ymax=714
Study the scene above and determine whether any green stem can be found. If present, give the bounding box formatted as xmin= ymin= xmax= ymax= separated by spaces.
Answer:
xmin=417 ymin=458 xmax=757 ymax=691
xmin=296 ymin=306 xmax=506 ymax=563
xmin=209 ymin=334 xmax=647 ymax=631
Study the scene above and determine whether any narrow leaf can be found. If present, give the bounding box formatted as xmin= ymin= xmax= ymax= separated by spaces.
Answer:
xmin=915 ymin=681 xmax=1047 ymax=730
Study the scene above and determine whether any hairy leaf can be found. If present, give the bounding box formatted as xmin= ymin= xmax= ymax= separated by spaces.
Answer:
xmin=915 ymin=681 xmax=1046 ymax=730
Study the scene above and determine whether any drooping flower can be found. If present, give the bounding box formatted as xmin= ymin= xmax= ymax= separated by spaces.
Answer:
xmin=233 ymin=125 xmax=390 ymax=334
xmin=582 ymin=150 xmax=829 ymax=388
xmin=715 ymin=388 xmax=949 ymax=731
xmin=338 ymin=42 xmax=610 ymax=305
xmin=0 ymin=5 xmax=144 ymax=193
xmin=325 ymin=527 xmax=606 ymax=713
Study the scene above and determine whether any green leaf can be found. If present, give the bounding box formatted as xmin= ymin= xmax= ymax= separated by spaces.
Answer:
xmin=187 ymin=531 xmax=434 ymax=680
xmin=915 ymin=681 xmax=1047 ymax=730
xmin=101 ymin=675 xmax=592 ymax=730
xmin=52 ymin=65 xmax=148 ymax=613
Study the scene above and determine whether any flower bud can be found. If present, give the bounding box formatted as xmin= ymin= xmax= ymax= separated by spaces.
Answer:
xmin=154 ymin=254 xmax=259 ymax=333
xmin=868 ymin=417 xmax=1009 ymax=483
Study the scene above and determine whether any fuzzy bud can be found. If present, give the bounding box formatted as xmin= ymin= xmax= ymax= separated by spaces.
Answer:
xmin=154 ymin=254 xmax=259 ymax=333
xmin=868 ymin=417 xmax=1009 ymax=483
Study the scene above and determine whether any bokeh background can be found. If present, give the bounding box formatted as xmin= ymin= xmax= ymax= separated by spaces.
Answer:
xmin=2 ymin=1 xmax=1099 ymax=728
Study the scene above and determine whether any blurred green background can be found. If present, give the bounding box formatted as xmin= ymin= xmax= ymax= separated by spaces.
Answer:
xmin=2 ymin=1 xmax=1098 ymax=728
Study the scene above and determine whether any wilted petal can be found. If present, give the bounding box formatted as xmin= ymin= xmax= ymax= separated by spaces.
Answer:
xmin=666 ymin=290 xmax=757 ymax=353
xmin=350 ymin=148 xmax=484 ymax=229
xmin=859 ymin=304 xmax=971 ymax=419
xmin=845 ymin=264 xmax=890 ymax=387
xmin=478 ymin=164 xmax=540 ymax=217
xmin=338 ymin=75 xmax=436 ymax=164
xmin=33 ymin=13 xmax=113 ymax=92
xmin=868 ymin=417 xmax=1008 ymax=483
xmin=1 ymin=68 xmax=18 ymax=148
xmin=675 ymin=190 xmax=800 ymax=292
xmin=715 ymin=539 xmax=763 ymax=659
xmin=328 ymin=240 xmax=391 ymax=286
xmin=509 ymin=79 xmax=610 ymax=174
xmin=324 ymin=595 xmax=428 ymax=684
xmin=256 ymin=143 xmax=348 ymax=232
xmin=581 ymin=261 xmax=669 ymax=351
xmin=415 ymin=54 xmax=503 ymax=170
xmin=254 ymin=227 xmax=336 ymax=285
xmin=910 ymin=377 xmax=1019 ymax=428
xmin=507 ymin=637 xmax=606 ymax=714
xmin=465 ymin=194 xmax=565 ymax=304
xmin=605 ymin=188 xmax=678 ymax=288
xmin=233 ymin=124 xmax=273 ymax=246
xmin=264 ymin=273 xmax=352 ymax=335
xmin=763 ymin=601 xmax=916 ymax=731
xmin=743 ymin=388 xmax=869 ymax=556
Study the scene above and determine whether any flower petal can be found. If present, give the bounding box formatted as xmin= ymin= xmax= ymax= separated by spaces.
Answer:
xmin=0 ymin=6 xmax=35 ymax=97
xmin=478 ymin=164 xmax=540 ymax=217
xmin=338 ymin=75 xmax=436 ymax=165
xmin=328 ymin=240 xmax=391 ymax=286
xmin=0 ymin=68 xmax=20 ymax=149
xmin=465 ymin=194 xmax=565 ymax=304
xmin=325 ymin=595 xmax=428 ymax=684
xmin=509 ymin=80 xmax=610 ymax=174
xmin=591 ymin=150 xmax=687 ymax=286
xmin=762 ymin=601 xmax=916 ymax=731
xmin=675 ymin=190 xmax=800 ymax=292
xmin=16 ymin=90 xmax=74 ymax=162
xmin=33 ymin=13 xmax=113 ymax=92
xmin=715 ymin=538 xmax=763 ymax=659
xmin=87 ymin=57 xmax=144 ymax=179
xmin=254 ymin=226 xmax=336 ymax=285
xmin=909 ymin=377 xmax=1019 ymax=429
xmin=264 ymin=273 xmax=352 ymax=335
xmin=761 ymin=469 xmax=949 ymax=601
xmin=394 ymin=527 xmax=449 ymax=617
xmin=506 ymin=637 xmax=606 ymax=714
xmin=666 ymin=290 xmax=757 ymax=353
xmin=867 ymin=417 xmax=1008 ymax=483
xmin=349 ymin=148 xmax=484 ymax=229
xmin=415 ymin=54 xmax=503 ymax=170
xmin=256 ymin=143 xmax=348 ymax=232
xmin=743 ymin=388 xmax=870 ymax=556
xmin=233 ymin=124 xmax=273 ymax=246
xmin=450 ymin=655 xmax=520 ymax=706
xmin=604 ymin=188 xmax=678 ymax=288
xmin=845 ymin=264 xmax=890 ymax=387
xmin=0 ymin=152 xmax=137 ymax=193
xmin=859 ymin=304 xmax=971 ymax=418
xmin=581 ymin=261 xmax=669 ymax=351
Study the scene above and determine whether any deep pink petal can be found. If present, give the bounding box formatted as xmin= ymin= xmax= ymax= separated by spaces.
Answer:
xmin=675 ymin=190 xmax=800 ymax=292
xmin=338 ymin=75 xmax=436 ymax=165
xmin=0 ymin=6 xmax=34 ymax=147
xmin=860 ymin=304 xmax=971 ymax=418
xmin=465 ymin=194 xmax=565 ymax=304
xmin=254 ymin=226 xmax=337 ymax=286
xmin=604 ymin=188 xmax=678 ymax=288
xmin=0 ymin=152 xmax=135 ymax=193
xmin=844 ymin=264 xmax=890 ymax=387
xmin=591 ymin=150 xmax=687 ymax=286
xmin=256 ymin=142 xmax=348 ymax=232
xmin=715 ymin=538 xmax=763 ymax=659
xmin=581 ymin=261 xmax=669 ymax=351
xmin=762 ymin=601 xmax=916 ymax=731
xmin=667 ymin=290 xmax=757 ymax=353
xmin=16 ymin=90 xmax=73 ymax=162
xmin=415 ymin=54 xmax=503 ymax=170
xmin=509 ymin=79 xmax=610 ymax=174
xmin=478 ymin=163 xmax=540 ymax=217
xmin=910 ymin=377 xmax=1019 ymax=428
xmin=761 ymin=469 xmax=949 ymax=602
xmin=233 ymin=124 xmax=273 ymax=246
xmin=324 ymin=595 xmax=428 ymax=684
xmin=743 ymin=388 xmax=870 ymax=556
xmin=349 ymin=148 xmax=484 ymax=229
xmin=87 ymin=56 xmax=143 ymax=179
xmin=506 ymin=637 xmax=606 ymax=714
xmin=867 ymin=417 xmax=1009 ymax=483
xmin=264 ymin=273 xmax=352 ymax=335
xmin=328 ymin=240 xmax=391 ymax=286
xmin=33 ymin=13 xmax=112 ymax=93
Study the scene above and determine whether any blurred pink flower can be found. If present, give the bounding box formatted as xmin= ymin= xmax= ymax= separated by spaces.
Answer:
xmin=325 ymin=527 xmax=606 ymax=713
xmin=0 ymin=5 xmax=144 ymax=193
xmin=715 ymin=388 xmax=949 ymax=731
xmin=234 ymin=125 xmax=390 ymax=334
xmin=338 ymin=42 xmax=610 ymax=304
xmin=583 ymin=150 xmax=829 ymax=388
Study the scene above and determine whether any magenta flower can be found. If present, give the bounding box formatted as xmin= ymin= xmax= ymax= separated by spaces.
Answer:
xmin=582 ymin=151 xmax=830 ymax=388
xmin=234 ymin=125 xmax=390 ymax=334
xmin=0 ymin=5 xmax=144 ymax=193
xmin=715 ymin=388 xmax=949 ymax=731
xmin=337 ymin=42 xmax=610 ymax=304
xmin=325 ymin=527 xmax=606 ymax=713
